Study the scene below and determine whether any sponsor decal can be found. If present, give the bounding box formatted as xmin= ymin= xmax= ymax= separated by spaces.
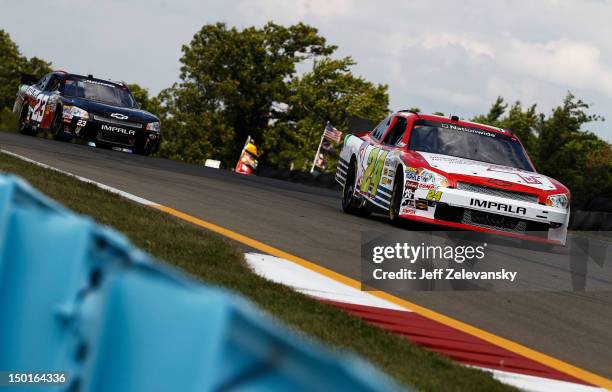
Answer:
xmin=400 ymin=207 xmax=416 ymax=215
xmin=426 ymin=190 xmax=442 ymax=202
xmin=415 ymin=201 xmax=428 ymax=210
xmin=470 ymin=198 xmax=527 ymax=215
xmin=76 ymin=119 xmax=87 ymax=127
xmin=401 ymin=198 xmax=415 ymax=207
xmin=110 ymin=113 xmax=128 ymax=120
xmin=101 ymin=124 xmax=135 ymax=135
xmin=405 ymin=180 xmax=418 ymax=190
xmin=405 ymin=168 xmax=422 ymax=182
xmin=418 ymin=183 xmax=435 ymax=190
xmin=403 ymin=189 xmax=415 ymax=200
xmin=83 ymin=79 xmax=116 ymax=88
xmin=441 ymin=123 xmax=497 ymax=138
xmin=487 ymin=166 xmax=542 ymax=184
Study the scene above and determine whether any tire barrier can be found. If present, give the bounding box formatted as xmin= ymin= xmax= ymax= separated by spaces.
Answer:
xmin=0 ymin=174 xmax=403 ymax=392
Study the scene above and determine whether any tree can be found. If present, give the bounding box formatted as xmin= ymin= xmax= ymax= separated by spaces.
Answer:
xmin=472 ymin=97 xmax=539 ymax=163
xmin=0 ymin=30 xmax=51 ymax=110
xmin=263 ymin=57 xmax=389 ymax=169
xmin=474 ymin=93 xmax=610 ymax=207
xmin=128 ymin=83 xmax=162 ymax=115
xmin=163 ymin=22 xmax=336 ymax=164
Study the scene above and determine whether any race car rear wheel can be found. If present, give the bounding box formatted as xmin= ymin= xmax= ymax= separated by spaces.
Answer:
xmin=389 ymin=170 xmax=404 ymax=225
xmin=51 ymin=107 xmax=72 ymax=142
xmin=18 ymin=105 xmax=36 ymax=136
xmin=342 ymin=159 xmax=370 ymax=216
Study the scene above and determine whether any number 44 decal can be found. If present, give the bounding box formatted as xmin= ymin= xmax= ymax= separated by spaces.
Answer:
xmin=30 ymin=93 xmax=49 ymax=123
xmin=360 ymin=147 xmax=389 ymax=197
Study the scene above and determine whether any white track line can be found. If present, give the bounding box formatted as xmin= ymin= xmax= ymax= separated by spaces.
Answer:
xmin=0 ymin=149 xmax=156 ymax=206
xmin=245 ymin=252 xmax=407 ymax=310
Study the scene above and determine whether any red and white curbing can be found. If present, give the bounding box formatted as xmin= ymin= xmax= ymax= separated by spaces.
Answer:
xmin=245 ymin=253 xmax=607 ymax=392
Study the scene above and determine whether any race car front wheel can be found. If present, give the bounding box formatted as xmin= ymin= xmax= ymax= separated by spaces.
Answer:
xmin=389 ymin=170 xmax=404 ymax=225
xmin=51 ymin=107 xmax=72 ymax=142
xmin=342 ymin=159 xmax=370 ymax=216
xmin=18 ymin=105 xmax=36 ymax=136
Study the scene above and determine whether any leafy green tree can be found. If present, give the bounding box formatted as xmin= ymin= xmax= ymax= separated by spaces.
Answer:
xmin=0 ymin=30 xmax=51 ymax=110
xmin=157 ymin=84 xmax=236 ymax=165
xmin=473 ymin=97 xmax=539 ymax=164
xmin=162 ymin=22 xmax=336 ymax=164
xmin=535 ymin=93 xmax=608 ymax=206
xmin=263 ymin=57 xmax=388 ymax=169
xmin=127 ymin=83 xmax=162 ymax=115
xmin=475 ymin=93 xmax=610 ymax=207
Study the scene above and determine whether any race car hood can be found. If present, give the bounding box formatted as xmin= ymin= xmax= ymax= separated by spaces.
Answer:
xmin=66 ymin=97 xmax=159 ymax=123
xmin=417 ymin=152 xmax=559 ymax=192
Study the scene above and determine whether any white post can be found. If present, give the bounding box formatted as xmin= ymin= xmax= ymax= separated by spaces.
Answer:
xmin=239 ymin=135 xmax=251 ymax=158
xmin=310 ymin=129 xmax=325 ymax=173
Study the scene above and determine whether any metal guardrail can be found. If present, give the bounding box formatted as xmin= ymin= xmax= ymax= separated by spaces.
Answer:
xmin=0 ymin=174 xmax=403 ymax=392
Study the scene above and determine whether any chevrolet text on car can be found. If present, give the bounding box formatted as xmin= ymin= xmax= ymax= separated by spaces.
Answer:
xmin=336 ymin=111 xmax=570 ymax=245
xmin=13 ymin=70 xmax=161 ymax=155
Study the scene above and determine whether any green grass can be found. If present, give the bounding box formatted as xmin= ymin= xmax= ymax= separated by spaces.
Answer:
xmin=0 ymin=152 xmax=516 ymax=392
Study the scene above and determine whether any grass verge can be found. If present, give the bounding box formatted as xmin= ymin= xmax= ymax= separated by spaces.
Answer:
xmin=0 ymin=152 xmax=516 ymax=391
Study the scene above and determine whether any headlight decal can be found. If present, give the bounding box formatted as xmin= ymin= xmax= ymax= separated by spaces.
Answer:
xmin=146 ymin=122 xmax=161 ymax=133
xmin=545 ymin=193 xmax=569 ymax=209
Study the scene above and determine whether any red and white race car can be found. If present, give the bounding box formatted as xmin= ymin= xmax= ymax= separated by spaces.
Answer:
xmin=336 ymin=111 xmax=570 ymax=245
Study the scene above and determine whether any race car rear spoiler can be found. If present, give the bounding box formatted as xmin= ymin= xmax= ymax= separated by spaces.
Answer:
xmin=347 ymin=115 xmax=376 ymax=134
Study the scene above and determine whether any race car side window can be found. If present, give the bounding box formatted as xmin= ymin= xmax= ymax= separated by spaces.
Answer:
xmin=36 ymin=74 xmax=51 ymax=90
xmin=371 ymin=115 xmax=391 ymax=141
xmin=45 ymin=75 xmax=60 ymax=92
xmin=382 ymin=116 xmax=407 ymax=146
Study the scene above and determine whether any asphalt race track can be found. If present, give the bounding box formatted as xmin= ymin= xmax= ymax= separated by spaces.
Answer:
xmin=1 ymin=132 xmax=611 ymax=378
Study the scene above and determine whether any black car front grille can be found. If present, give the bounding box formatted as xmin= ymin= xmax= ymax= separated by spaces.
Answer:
xmin=92 ymin=114 xmax=143 ymax=129
xmin=457 ymin=182 xmax=538 ymax=203
xmin=96 ymin=130 xmax=135 ymax=147
xmin=463 ymin=209 xmax=526 ymax=232
xmin=434 ymin=203 xmax=549 ymax=235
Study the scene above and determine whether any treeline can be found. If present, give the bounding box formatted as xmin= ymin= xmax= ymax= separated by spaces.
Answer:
xmin=0 ymin=26 xmax=610 ymax=207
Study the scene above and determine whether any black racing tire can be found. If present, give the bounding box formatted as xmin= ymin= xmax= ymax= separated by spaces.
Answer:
xmin=133 ymin=137 xmax=160 ymax=156
xmin=18 ymin=105 xmax=36 ymax=136
xmin=51 ymin=106 xmax=72 ymax=142
xmin=341 ymin=158 xmax=370 ymax=216
xmin=389 ymin=170 xmax=404 ymax=225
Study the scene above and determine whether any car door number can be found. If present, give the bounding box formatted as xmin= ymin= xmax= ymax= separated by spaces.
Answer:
xmin=360 ymin=147 xmax=389 ymax=197
xmin=31 ymin=93 xmax=49 ymax=123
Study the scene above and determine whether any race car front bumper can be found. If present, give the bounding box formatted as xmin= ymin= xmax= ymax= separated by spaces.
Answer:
xmin=400 ymin=186 xmax=570 ymax=244
xmin=62 ymin=114 xmax=160 ymax=152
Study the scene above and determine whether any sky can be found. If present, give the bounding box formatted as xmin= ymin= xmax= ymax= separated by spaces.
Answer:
xmin=1 ymin=0 xmax=611 ymax=141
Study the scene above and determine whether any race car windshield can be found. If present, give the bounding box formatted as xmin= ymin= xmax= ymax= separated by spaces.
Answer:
xmin=409 ymin=120 xmax=534 ymax=171
xmin=64 ymin=79 xmax=136 ymax=108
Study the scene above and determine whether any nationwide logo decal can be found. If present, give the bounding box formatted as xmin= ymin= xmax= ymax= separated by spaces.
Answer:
xmin=101 ymin=124 xmax=135 ymax=135
xmin=441 ymin=123 xmax=496 ymax=138
xmin=110 ymin=113 xmax=128 ymax=120
xmin=470 ymin=198 xmax=527 ymax=215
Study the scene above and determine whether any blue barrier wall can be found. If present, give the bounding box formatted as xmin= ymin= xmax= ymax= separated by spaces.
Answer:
xmin=0 ymin=174 xmax=404 ymax=392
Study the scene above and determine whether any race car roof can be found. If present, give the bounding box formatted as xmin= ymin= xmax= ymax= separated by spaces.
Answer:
xmin=58 ymin=72 xmax=128 ymax=89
